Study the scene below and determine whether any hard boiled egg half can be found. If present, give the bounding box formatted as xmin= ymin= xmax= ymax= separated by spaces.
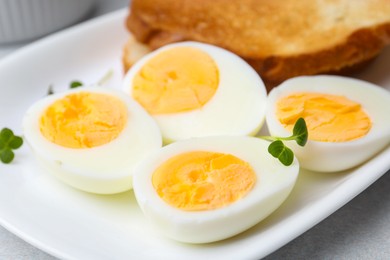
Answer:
xmin=23 ymin=86 xmax=162 ymax=194
xmin=266 ymin=75 xmax=390 ymax=172
xmin=122 ymin=42 xmax=267 ymax=143
xmin=132 ymin=136 xmax=299 ymax=243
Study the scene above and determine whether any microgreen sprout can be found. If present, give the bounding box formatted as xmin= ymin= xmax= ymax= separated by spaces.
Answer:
xmin=70 ymin=80 xmax=83 ymax=88
xmin=47 ymin=69 xmax=114 ymax=95
xmin=259 ymin=118 xmax=308 ymax=166
xmin=47 ymin=80 xmax=84 ymax=95
xmin=0 ymin=128 xmax=23 ymax=164
xmin=47 ymin=85 xmax=54 ymax=95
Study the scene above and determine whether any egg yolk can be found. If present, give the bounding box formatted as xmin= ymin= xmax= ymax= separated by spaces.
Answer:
xmin=152 ymin=151 xmax=256 ymax=211
xmin=276 ymin=92 xmax=371 ymax=142
xmin=132 ymin=47 xmax=219 ymax=114
xmin=40 ymin=92 xmax=127 ymax=148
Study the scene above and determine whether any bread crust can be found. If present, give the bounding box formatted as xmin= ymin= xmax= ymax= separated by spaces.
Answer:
xmin=122 ymin=34 xmax=151 ymax=72
xmin=124 ymin=0 xmax=390 ymax=88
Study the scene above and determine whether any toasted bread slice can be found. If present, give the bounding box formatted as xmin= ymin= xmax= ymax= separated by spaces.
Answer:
xmin=122 ymin=34 xmax=151 ymax=72
xmin=123 ymin=0 xmax=390 ymax=88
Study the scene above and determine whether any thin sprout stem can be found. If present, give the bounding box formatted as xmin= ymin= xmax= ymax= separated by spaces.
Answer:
xmin=277 ymin=135 xmax=297 ymax=141
xmin=97 ymin=69 xmax=114 ymax=86
xmin=257 ymin=136 xmax=277 ymax=142
xmin=258 ymin=134 xmax=297 ymax=142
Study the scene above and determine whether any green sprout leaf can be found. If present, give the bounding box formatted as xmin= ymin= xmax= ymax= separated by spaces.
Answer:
xmin=0 ymin=148 xmax=14 ymax=164
xmin=70 ymin=81 xmax=83 ymax=89
xmin=268 ymin=140 xmax=294 ymax=166
xmin=0 ymin=128 xmax=13 ymax=141
xmin=0 ymin=127 xmax=23 ymax=164
xmin=9 ymin=136 xmax=23 ymax=149
xmin=292 ymin=117 xmax=308 ymax=146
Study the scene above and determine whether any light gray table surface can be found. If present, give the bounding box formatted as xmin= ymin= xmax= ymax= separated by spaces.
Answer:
xmin=1 ymin=1 xmax=389 ymax=259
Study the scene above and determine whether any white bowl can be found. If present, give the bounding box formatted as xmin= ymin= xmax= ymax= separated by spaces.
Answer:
xmin=0 ymin=0 xmax=96 ymax=44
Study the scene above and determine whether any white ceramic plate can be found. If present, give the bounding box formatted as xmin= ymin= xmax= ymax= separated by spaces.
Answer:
xmin=0 ymin=9 xmax=389 ymax=260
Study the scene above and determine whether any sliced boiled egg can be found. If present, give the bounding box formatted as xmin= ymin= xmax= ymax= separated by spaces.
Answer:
xmin=122 ymin=41 xmax=267 ymax=143
xmin=132 ymin=136 xmax=299 ymax=243
xmin=266 ymin=75 xmax=390 ymax=172
xmin=23 ymin=86 xmax=162 ymax=194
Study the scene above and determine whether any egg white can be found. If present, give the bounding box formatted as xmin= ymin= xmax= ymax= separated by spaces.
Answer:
xmin=122 ymin=41 xmax=267 ymax=143
xmin=132 ymin=136 xmax=299 ymax=243
xmin=266 ymin=75 xmax=390 ymax=172
xmin=23 ymin=86 xmax=162 ymax=194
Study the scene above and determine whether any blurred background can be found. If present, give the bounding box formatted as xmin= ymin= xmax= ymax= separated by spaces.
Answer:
xmin=0 ymin=0 xmax=129 ymax=57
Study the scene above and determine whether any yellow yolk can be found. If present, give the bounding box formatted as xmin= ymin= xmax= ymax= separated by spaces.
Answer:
xmin=40 ymin=92 xmax=127 ymax=148
xmin=276 ymin=92 xmax=372 ymax=142
xmin=152 ymin=151 xmax=256 ymax=211
xmin=132 ymin=47 xmax=219 ymax=114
